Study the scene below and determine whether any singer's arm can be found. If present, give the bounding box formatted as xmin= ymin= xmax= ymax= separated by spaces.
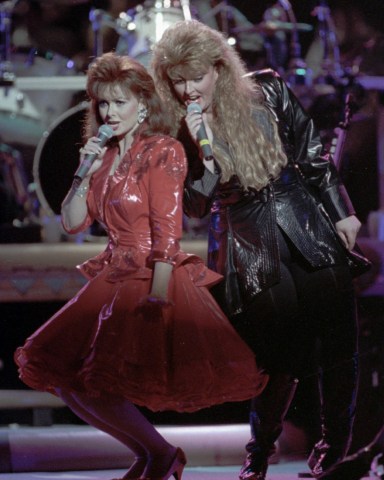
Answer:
xmin=61 ymin=135 xmax=107 ymax=231
xmin=61 ymin=177 xmax=91 ymax=231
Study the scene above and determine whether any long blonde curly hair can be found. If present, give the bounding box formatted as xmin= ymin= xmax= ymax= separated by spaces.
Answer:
xmin=152 ymin=20 xmax=287 ymax=191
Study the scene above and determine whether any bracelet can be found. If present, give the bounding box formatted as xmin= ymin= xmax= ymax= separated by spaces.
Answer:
xmin=73 ymin=183 xmax=89 ymax=198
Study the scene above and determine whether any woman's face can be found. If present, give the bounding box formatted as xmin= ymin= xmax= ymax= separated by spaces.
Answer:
xmin=97 ymin=85 xmax=141 ymax=138
xmin=171 ymin=66 xmax=218 ymax=112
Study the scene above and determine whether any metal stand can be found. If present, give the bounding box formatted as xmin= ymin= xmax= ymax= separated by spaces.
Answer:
xmin=312 ymin=1 xmax=344 ymax=82
xmin=180 ymin=0 xmax=192 ymax=21
xmin=277 ymin=0 xmax=311 ymax=86
xmin=0 ymin=0 xmax=17 ymax=85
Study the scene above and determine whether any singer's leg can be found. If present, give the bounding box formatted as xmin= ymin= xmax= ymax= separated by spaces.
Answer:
xmin=56 ymin=388 xmax=148 ymax=478
xmin=57 ymin=389 xmax=178 ymax=478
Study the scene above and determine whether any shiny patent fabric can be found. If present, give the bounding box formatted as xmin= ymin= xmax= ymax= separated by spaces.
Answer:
xmin=183 ymin=69 xmax=369 ymax=316
xmin=15 ymin=133 xmax=268 ymax=412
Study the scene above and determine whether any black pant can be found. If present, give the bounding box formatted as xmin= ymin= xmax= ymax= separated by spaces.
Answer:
xmin=230 ymin=227 xmax=358 ymax=380
xmin=231 ymin=227 xmax=359 ymax=467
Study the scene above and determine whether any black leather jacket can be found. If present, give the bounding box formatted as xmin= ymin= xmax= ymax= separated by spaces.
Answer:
xmin=183 ymin=69 xmax=357 ymax=316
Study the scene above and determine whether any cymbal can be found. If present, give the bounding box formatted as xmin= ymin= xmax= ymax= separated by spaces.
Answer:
xmin=232 ymin=21 xmax=313 ymax=35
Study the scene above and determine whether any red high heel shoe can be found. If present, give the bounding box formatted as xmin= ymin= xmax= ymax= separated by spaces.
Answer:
xmin=140 ymin=447 xmax=187 ymax=480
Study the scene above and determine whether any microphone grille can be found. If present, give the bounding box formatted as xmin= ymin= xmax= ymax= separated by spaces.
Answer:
xmin=99 ymin=124 xmax=114 ymax=139
xmin=187 ymin=102 xmax=202 ymax=114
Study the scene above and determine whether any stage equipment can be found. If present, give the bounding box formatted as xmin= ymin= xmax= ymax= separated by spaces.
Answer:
xmin=33 ymin=102 xmax=88 ymax=216
xmin=88 ymin=1 xmax=191 ymax=67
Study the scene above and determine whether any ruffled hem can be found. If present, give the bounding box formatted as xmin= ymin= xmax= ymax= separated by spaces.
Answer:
xmin=15 ymin=347 xmax=268 ymax=412
xmin=14 ymin=253 xmax=267 ymax=413
xmin=82 ymin=354 xmax=268 ymax=412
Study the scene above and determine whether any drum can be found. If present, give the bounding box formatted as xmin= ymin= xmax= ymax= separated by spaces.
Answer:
xmin=10 ymin=47 xmax=79 ymax=131
xmin=33 ymin=102 xmax=88 ymax=215
xmin=0 ymin=87 xmax=45 ymax=147
xmin=116 ymin=2 xmax=185 ymax=67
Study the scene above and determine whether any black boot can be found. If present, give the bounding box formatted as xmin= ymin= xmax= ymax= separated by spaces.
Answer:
xmin=308 ymin=354 xmax=359 ymax=477
xmin=317 ymin=423 xmax=384 ymax=480
xmin=307 ymin=411 xmax=356 ymax=477
xmin=239 ymin=374 xmax=298 ymax=480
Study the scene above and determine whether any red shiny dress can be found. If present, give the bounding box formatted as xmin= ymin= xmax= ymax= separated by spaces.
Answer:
xmin=15 ymin=134 xmax=268 ymax=412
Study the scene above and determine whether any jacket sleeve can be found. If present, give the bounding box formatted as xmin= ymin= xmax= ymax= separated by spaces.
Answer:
xmin=183 ymin=166 xmax=220 ymax=218
xmin=260 ymin=70 xmax=356 ymax=224
xmin=147 ymin=138 xmax=187 ymax=265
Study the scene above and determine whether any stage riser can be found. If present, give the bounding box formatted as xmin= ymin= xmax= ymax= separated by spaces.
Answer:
xmin=0 ymin=424 xmax=252 ymax=473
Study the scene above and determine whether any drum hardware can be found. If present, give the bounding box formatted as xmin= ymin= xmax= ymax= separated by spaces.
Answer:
xmin=89 ymin=1 xmax=191 ymax=62
xmin=210 ymin=1 xmax=238 ymax=33
xmin=272 ymin=0 xmax=312 ymax=88
xmin=0 ymin=85 xmax=45 ymax=146
xmin=235 ymin=1 xmax=312 ymax=88
xmin=0 ymin=1 xmax=17 ymax=86
xmin=0 ymin=1 xmax=15 ymax=60
xmin=0 ymin=0 xmax=81 ymax=145
xmin=200 ymin=1 xmax=239 ymax=45
xmin=0 ymin=143 xmax=38 ymax=224
xmin=5 ymin=47 xmax=80 ymax=133
xmin=88 ymin=8 xmax=144 ymax=58
xmin=233 ymin=0 xmax=313 ymax=82
xmin=14 ymin=75 xmax=86 ymax=91
xmin=89 ymin=8 xmax=118 ymax=59
xmin=311 ymin=2 xmax=344 ymax=84
xmin=180 ymin=0 xmax=192 ymax=21
xmin=0 ymin=61 xmax=15 ymax=86
xmin=115 ymin=11 xmax=137 ymax=36
xmin=214 ymin=1 xmax=235 ymax=40
xmin=232 ymin=21 xmax=313 ymax=35
xmin=89 ymin=6 xmax=143 ymax=58
xmin=88 ymin=7 xmax=141 ymax=59
xmin=114 ymin=11 xmax=142 ymax=56
xmin=115 ymin=2 xmax=186 ymax=67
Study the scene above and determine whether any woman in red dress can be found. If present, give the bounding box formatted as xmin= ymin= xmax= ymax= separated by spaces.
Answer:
xmin=14 ymin=52 xmax=267 ymax=480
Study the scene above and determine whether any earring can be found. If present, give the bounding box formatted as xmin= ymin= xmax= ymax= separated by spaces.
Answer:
xmin=137 ymin=105 xmax=148 ymax=124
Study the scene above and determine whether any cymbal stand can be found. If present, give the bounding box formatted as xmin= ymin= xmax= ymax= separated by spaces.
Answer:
xmin=0 ymin=0 xmax=17 ymax=86
xmin=180 ymin=0 xmax=192 ymax=21
xmin=262 ymin=2 xmax=288 ymax=74
xmin=277 ymin=0 xmax=311 ymax=86
xmin=201 ymin=1 xmax=235 ymax=38
xmin=313 ymin=1 xmax=344 ymax=83
xmin=89 ymin=8 xmax=109 ymax=59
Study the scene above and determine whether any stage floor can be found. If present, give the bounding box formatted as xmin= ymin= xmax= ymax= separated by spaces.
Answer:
xmin=0 ymin=462 xmax=320 ymax=480
xmin=0 ymin=423 xmax=318 ymax=480
xmin=0 ymin=463 xmax=372 ymax=480
xmin=0 ymin=421 xmax=375 ymax=479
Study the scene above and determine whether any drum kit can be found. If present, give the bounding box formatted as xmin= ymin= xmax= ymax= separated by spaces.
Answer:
xmin=0 ymin=0 xmax=197 ymax=224
xmin=0 ymin=0 xmax=382 ymax=230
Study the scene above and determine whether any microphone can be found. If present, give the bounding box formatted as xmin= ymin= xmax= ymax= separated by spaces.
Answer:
xmin=187 ymin=103 xmax=214 ymax=160
xmin=74 ymin=124 xmax=114 ymax=181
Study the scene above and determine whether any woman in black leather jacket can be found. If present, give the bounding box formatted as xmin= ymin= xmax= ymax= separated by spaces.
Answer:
xmin=152 ymin=19 xmax=369 ymax=480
